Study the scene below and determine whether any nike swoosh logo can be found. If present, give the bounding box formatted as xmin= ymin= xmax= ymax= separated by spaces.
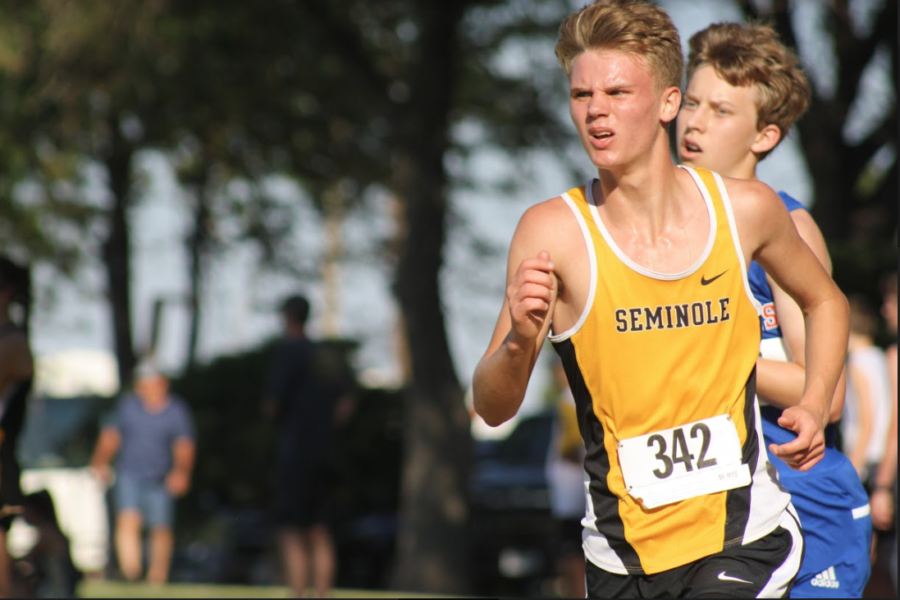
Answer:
xmin=701 ymin=271 xmax=727 ymax=285
xmin=717 ymin=571 xmax=753 ymax=584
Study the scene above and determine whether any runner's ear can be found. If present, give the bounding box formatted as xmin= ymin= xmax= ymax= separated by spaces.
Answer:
xmin=751 ymin=124 xmax=780 ymax=155
xmin=659 ymin=86 xmax=681 ymax=124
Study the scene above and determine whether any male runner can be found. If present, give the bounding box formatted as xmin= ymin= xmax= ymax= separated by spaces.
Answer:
xmin=473 ymin=2 xmax=849 ymax=597
xmin=676 ymin=22 xmax=871 ymax=598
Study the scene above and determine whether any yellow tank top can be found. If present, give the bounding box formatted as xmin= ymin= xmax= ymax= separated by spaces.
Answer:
xmin=550 ymin=166 xmax=791 ymax=575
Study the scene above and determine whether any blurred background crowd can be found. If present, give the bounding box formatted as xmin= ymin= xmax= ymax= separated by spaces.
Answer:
xmin=0 ymin=0 xmax=895 ymax=597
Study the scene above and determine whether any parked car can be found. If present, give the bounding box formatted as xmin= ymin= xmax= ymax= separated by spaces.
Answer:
xmin=468 ymin=411 xmax=557 ymax=597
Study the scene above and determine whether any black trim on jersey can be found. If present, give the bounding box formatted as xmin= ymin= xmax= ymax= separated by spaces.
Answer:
xmin=553 ymin=338 xmax=644 ymax=574
xmin=723 ymin=366 xmax=758 ymax=547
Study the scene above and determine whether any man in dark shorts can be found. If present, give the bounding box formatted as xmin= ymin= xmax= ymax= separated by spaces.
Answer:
xmin=264 ymin=294 xmax=353 ymax=599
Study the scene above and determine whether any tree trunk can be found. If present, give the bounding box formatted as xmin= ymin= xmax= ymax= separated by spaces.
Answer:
xmin=796 ymin=101 xmax=856 ymax=240
xmin=101 ymin=122 xmax=136 ymax=388
xmin=745 ymin=0 xmax=898 ymax=241
xmin=185 ymin=168 xmax=211 ymax=371
xmin=390 ymin=2 xmax=473 ymax=594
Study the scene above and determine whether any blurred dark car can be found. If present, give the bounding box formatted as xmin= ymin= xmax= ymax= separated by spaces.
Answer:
xmin=468 ymin=411 xmax=557 ymax=597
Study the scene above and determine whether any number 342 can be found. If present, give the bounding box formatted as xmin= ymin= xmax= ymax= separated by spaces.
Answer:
xmin=647 ymin=423 xmax=717 ymax=479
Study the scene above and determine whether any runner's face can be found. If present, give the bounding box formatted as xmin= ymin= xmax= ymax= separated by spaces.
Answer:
xmin=677 ymin=65 xmax=766 ymax=178
xmin=569 ymin=49 xmax=669 ymax=171
xmin=136 ymin=374 xmax=169 ymax=404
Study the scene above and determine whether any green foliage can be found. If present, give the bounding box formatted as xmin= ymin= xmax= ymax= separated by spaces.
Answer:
xmin=0 ymin=2 xmax=96 ymax=269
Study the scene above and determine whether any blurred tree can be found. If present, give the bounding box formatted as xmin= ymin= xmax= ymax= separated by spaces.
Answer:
xmin=145 ymin=2 xmax=316 ymax=369
xmin=0 ymin=3 xmax=98 ymax=288
xmin=0 ymin=1 xmax=177 ymax=385
xmin=254 ymin=1 xmax=574 ymax=593
xmin=1 ymin=0 xmax=574 ymax=592
xmin=154 ymin=0 xmax=575 ymax=592
xmin=738 ymin=0 xmax=897 ymax=241
xmin=0 ymin=2 xmax=308 ymax=379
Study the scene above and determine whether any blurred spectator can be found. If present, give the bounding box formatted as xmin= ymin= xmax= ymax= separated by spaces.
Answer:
xmin=263 ymin=294 xmax=354 ymax=599
xmin=869 ymin=272 xmax=897 ymax=595
xmin=14 ymin=490 xmax=81 ymax=598
xmin=0 ymin=256 xmax=33 ymax=598
xmin=89 ymin=357 xmax=195 ymax=584
xmin=842 ymin=294 xmax=892 ymax=486
xmin=544 ymin=359 xmax=586 ymax=599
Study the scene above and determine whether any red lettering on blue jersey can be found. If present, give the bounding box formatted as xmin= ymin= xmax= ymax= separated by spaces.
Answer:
xmin=761 ymin=302 xmax=778 ymax=330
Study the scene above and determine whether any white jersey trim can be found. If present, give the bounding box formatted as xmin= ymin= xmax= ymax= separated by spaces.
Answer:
xmin=706 ymin=170 xmax=763 ymax=316
xmin=549 ymin=187 xmax=598 ymax=343
xmin=759 ymin=337 xmax=790 ymax=362
xmin=758 ymin=338 xmax=791 ymax=408
xmin=588 ymin=167 xmax=716 ymax=281
xmin=580 ymin=480 xmax=629 ymax=574
xmin=852 ymin=503 xmax=871 ymax=520
xmin=742 ymin=395 xmax=793 ymax=545
xmin=757 ymin=504 xmax=804 ymax=598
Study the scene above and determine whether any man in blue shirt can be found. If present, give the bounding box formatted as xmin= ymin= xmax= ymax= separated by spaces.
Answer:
xmin=90 ymin=358 xmax=195 ymax=584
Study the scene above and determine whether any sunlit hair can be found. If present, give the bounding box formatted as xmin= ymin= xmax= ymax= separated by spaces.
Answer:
xmin=555 ymin=0 xmax=683 ymax=93
xmin=686 ymin=22 xmax=810 ymax=158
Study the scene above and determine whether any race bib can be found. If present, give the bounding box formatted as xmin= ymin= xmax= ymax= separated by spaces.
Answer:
xmin=617 ymin=414 xmax=751 ymax=509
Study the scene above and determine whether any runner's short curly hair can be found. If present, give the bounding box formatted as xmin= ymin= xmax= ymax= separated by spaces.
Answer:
xmin=686 ymin=22 xmax=810 ymax=157
xmin=555 ymin=0 xmax=683 ymax=93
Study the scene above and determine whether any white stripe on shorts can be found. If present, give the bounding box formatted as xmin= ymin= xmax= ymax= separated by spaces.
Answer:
xmin=757 ymin=503 xmax=804 ymax=598
xmin=852 ymin=503 xmax=871 ymax=519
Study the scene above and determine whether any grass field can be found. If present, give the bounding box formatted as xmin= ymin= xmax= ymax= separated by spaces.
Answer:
xmin=77 ymin=579 xmax=462 ymax=598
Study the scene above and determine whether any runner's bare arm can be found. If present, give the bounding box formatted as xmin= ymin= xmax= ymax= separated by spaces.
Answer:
xmin=733 ymin=180 xmax=848 ymax=471
xmin=757 ymin=209 xmax=847 ymax=422
xmin=473 ymin=203 xmax=559 ymax=426
xmin=845 ymin=364 xmax=875 ymax=475
xmin=870 ymin=344 xmax=897 ymax=529
xmin=89 ymin=427 xmax=122 ymax=485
